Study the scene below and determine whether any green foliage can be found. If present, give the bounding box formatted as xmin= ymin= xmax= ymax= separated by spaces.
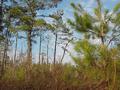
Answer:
xmin=9 ymin=25 xmax=17 ymax=33
xmin=16 ymin=25 xmax=32 ymax=31
xmin=34 ymin=19 xmax=55 ymax=30
xmin=50 ymin=14 xmax=61 ymax=20
xmin=1 ymin=0 xmax=120 ymax=90
xmin=71 ymin=3 xmax=83 ymax=12
xmin=74 ymin=40 xmax=97 ymax=66
xmin=72 ymin=43 xmax=120 ymax=89
xmin=68 ymin=12 xmax=93 ymax=33
xmin=68 ymin=0 xmax=120 ymax=46
xmin=114 ymin=3 xmax=120 ymax=12
xmin=62 ymin=64 xmax=76 ymax=84
xmin=9 ymin=7 xmax=23 ymax=18
xmin=20 ymin=16 xmax=33 ymax=25
xmin=0 ymin=35 xmax=5 ymax=41
xmin=69 ymin=1 xmax=120 ymax=86
xmin=113 ymin=13 xmax=120 ymax=25
xmin=34 ymin=19 xmax=46 ymax=27
xmin=2 ymin=66 xmax=25 ymax=81
xmin=46 ymin=24 xmax=55 ymax=30
xmin=15 ymin=67 xmax=25 ymax=81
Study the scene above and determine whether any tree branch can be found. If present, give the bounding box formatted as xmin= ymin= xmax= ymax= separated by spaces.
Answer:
xmin=107 ymin=33 xmax=120 ymax=47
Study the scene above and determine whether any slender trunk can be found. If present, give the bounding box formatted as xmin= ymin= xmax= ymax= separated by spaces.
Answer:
xmin=0 ymin=0 xmax=3 ymax=32
xmin=1 ymin=48 xmax=6 ymax=76
xmin=14 ymin=33 xmax=18 ymax=64
xmin=1 ymin=33 xmax=8 ymax=77
xmin=53 ymin=33 xmax=57 ymax=65
xmin=0 ymin=10 xmax=10 ymax=77
xmin=39 ymin=33 xmax=42 ymax=64
xmin=42 ymin=53 xmax=44 ymax=64
xmin=101 ymin=36 xmax=104 ymax=45
xmin=26 ymin=32 xmax=32 ymax=80
xmin=4 ymin=50 xmax=7 ymax=67
xmin=19 ymin=45 xmax=23 ymax=62
xmin=101 ymin=23 xmax=105 ymax=45
xmin=47 ymin=39 xmax=49 ymax=64
xmin=1 ymin=48 xmax=6 ymax=77
xmin=27 ymin=31 xmax=32 ymax=65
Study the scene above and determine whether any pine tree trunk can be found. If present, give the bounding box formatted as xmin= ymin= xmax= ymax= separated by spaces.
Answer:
xmin=101 ymin=36 xmax=104 ymax=45
xmin=0 ymin=0 xmax=3 ymax=78
xmin=0 ymin=0 xmax=3 ymax=32
xmin=42 ymin=53 xmax=44 ymax=64
xmin=14 ymin=33 xmax=18 ymax=64
xmin=1 ymin=34 xmax=8 ymax=77
xmin=47 ymin=39 xmax=49 ymax=64
xmin=53 ymin=33 xmax=57 ymax=65
xmin=39 ymin=33 xmax=42 ymax=64
xmin=27 ymin=31 xmax=32 ymax=65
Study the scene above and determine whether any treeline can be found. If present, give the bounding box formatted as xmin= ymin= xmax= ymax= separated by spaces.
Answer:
xmin=0 ymin=0 xmax=120 ymax=90
xmin=0 ymin=0 xmax=71 ymax=75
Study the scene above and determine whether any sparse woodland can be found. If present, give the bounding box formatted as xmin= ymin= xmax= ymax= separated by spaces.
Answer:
xmin=0 ymin=0 xmax=120 ymax=90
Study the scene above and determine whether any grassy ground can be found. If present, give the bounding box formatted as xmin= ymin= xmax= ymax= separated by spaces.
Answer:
xmin=0 ymin=62 xmax=119 ymax=90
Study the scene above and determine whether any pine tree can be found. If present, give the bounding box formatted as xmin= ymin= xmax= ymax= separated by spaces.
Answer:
xmin=68 ymin=0 xmax=120 ymax=89
xmin=68 ymin=0 xmax=120 ymax=46
xmin=9 ymin=0 xmax=62 ymax=65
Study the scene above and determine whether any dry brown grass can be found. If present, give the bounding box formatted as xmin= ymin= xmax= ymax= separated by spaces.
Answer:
xmin=0 ymin=62 xmax=119 ymax=90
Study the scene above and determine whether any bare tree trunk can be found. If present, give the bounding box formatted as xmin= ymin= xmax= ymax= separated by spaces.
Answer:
xmin=101 ymin=36 xmax=104 ymax=45
xmin=1 ymin=49 xmax=6 ymax=77
xmin=53 ymin=33 xmax=57 ymax=65
xmin=27 ymin=31 xmax=32 ymax=65
xmin=14 ymin=33 xmax=18 ymax=63
xmin=47 ymin=38 xmax=49 ymax=64
xmin=39 ymin=33 xmax=42 ymax=64
xmin=0 ymin=0 xmax=3 ymax=32
xmin=1 ymin=33 xmax=8 ymax=77
xmin=0 ymin=0 xmax=3 ymax=78
xmin=42 ymin=53 xmax=44 ymax=64
xmin=100 ymin=23 xmax=105 ymax=45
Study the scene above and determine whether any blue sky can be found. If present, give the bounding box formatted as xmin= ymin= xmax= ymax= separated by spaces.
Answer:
xmin=10 ymin=0 xmax=120 ymax=63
